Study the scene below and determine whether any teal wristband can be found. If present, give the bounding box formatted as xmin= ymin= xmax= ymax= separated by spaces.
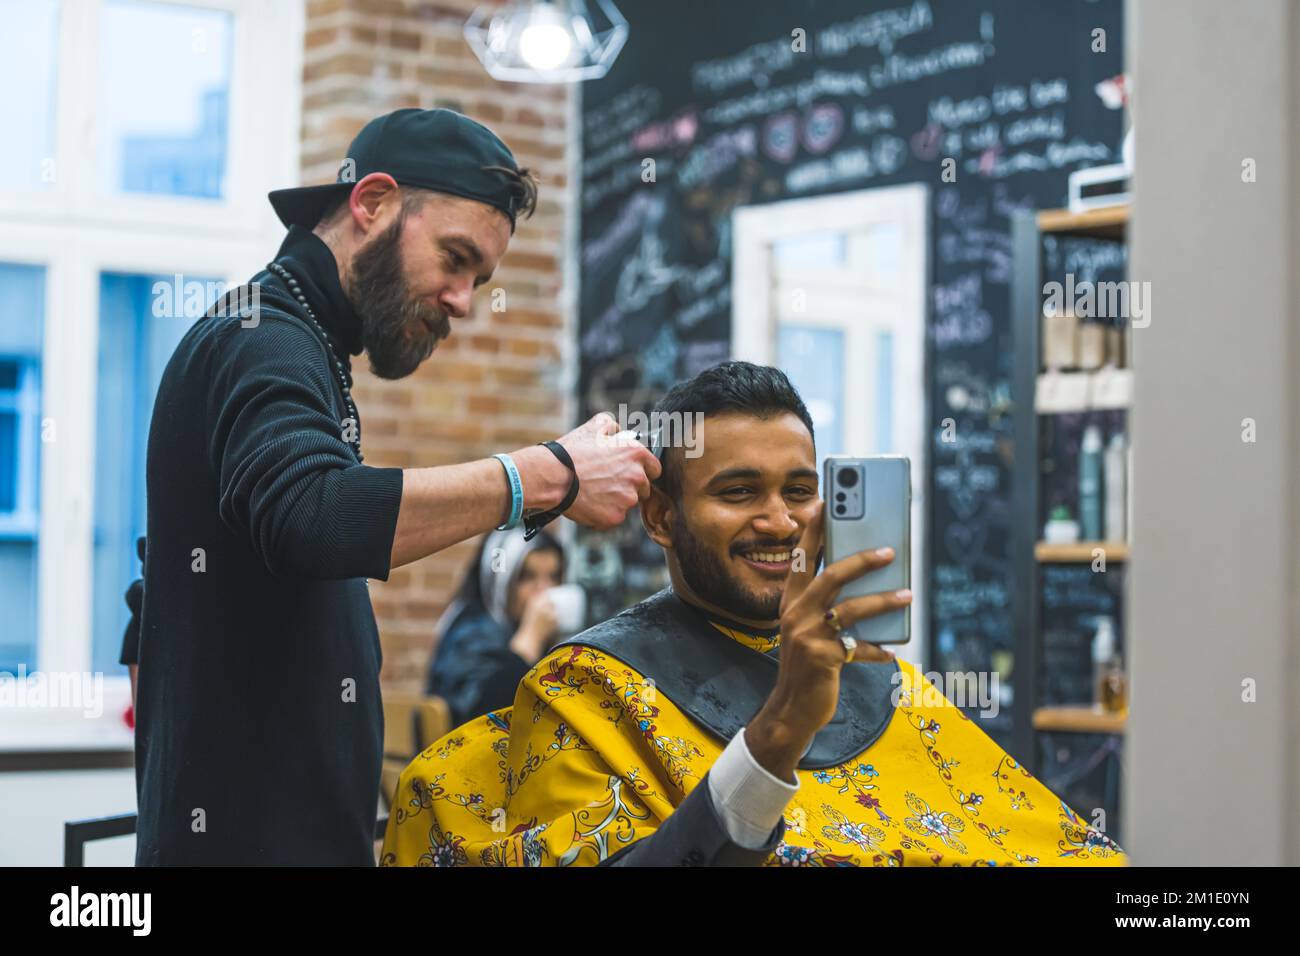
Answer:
xmin=493 ymin=453 xmax=524 ymax=530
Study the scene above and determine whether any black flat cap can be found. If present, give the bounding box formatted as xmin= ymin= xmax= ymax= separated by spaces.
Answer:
xmin=268 ymin=108 xmax=524 ymax=231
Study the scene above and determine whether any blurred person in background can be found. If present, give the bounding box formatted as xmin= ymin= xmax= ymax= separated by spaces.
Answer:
xmin=426 ymin=527 xmax=569 ymax=727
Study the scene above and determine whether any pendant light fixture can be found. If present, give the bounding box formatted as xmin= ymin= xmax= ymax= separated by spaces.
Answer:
xmin=464 ymin=0 xmax=628 ymax=83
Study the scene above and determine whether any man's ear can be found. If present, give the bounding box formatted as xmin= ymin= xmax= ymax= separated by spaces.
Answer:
xmin=640 ymin=485 xmax=675 ymax=550
xmin=348 ymin=172 xmax=400 ymax=234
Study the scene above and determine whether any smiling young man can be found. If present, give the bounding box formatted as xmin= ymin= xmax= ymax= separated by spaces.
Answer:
xmin=131 ymin=109 xmax=659 ymax=866
xmin=382 ymin=362 xmax=1127 ymax=867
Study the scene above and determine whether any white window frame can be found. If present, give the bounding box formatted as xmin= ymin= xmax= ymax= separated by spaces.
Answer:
xmin=732 ymin=184 xmax=929 ymax=670
xmin=0 ymin=0 xmax=304 ymax=749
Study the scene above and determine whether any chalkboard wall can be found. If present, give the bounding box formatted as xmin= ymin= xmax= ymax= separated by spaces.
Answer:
xmin=575 ymin=0 xmax=1126 ymax=682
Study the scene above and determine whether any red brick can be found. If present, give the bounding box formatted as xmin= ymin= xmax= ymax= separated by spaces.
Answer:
xmin=352 ymin=0 xmax=408 ymax=16
xmin=305 ymin=26 xmax=341 ymax=48
xmin=349 ymin=24 xmax=379 ymax=44
xmin=399 ymin=600 xmax=443 ymax=620
xmin=309 ymin=0 xmax=347 ymax=17
xmin=494 ymin=308 xmax=561 ymax=328
xmin=302 ymin=51 xmax=373 ymax=84
xmin=432 ymin=35 xmax=470 ymax=58
xmin=500 ymin=250 xmax=558 ymax=271
xmin=389 ymin=29 xmax=422 ymax=51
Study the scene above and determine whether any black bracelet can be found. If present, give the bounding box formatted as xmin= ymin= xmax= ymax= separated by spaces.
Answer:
xmin=523 ymin=440 xmax=580 ymax=541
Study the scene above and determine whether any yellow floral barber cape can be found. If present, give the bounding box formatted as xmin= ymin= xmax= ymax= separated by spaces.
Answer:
xmin=382 ymin=623 xmax=1127 ymax=867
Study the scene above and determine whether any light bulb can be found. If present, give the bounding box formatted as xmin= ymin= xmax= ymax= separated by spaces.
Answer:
xmin=518 ymin=4 xmax=573 ymax=71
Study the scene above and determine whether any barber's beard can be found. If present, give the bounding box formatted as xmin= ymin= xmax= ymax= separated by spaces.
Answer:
xmin=672 ymin=512 xmax=784 ymax=623
xmin=346 ymin=214 xmax=450 ymax=380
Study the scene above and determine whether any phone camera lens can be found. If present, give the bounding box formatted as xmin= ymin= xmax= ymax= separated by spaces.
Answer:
xmin=834 ymin=504 xmax=846 ymax=515
xmin=835 ymin=492 xmax=846 ymax=502
xmin=836 ymin=467 xmax=859 ymax=489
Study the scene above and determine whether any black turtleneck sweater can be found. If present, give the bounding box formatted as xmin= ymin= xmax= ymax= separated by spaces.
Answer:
xmin=133 ymin=226 xmax=403 ymax=865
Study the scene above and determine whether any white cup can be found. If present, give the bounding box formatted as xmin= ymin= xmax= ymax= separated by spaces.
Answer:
xmin=544 ymin=584 xmax=587 ymax=634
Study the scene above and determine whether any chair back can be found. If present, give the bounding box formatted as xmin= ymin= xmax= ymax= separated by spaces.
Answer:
xmin=381 ymin=692 xmax=453 ymax=808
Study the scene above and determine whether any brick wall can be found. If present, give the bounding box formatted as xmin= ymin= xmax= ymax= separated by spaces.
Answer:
xmin=301 ymin=0 xmax=576 ymax=689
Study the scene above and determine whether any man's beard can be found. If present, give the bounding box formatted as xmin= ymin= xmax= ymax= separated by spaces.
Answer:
xmin=345 ymin=213 xmax=450 ymax=380
xmin=672 ymin=511 xmax=789 ymax=623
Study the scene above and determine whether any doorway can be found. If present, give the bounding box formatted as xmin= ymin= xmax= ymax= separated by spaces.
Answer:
xmin=731 ymin=184 xmax=929 ymax=666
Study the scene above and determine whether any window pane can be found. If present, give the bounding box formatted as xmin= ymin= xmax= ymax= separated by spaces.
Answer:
xmin=0 ymin=0 xmax=60 ymax=191
xmin=92 ymin=272 xmax=207 ymax=675
xmin=773 ymin=232 xmax=847 ymax=269
xmin=865 ymin=221 xmax=902 ymax=277
xmin=875 ymin=330 xmax=894 ymax=453
xmin=0 ymin=263 xmax=45 ymax=675
xmin=97 ymin=0 xmax=232 ymax=199
xmin=0 ymin=408 xmax=17 ymax=511
xmin=777 ymin=324 xmax=844 ymax=464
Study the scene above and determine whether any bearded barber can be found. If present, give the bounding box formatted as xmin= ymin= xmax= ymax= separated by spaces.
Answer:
xmin=130 ymin=109 xmax=659 ymax=866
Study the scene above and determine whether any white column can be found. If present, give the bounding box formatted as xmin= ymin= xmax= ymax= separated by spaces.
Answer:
xmin=1126 ymin=0 xmax=1300 ymax=865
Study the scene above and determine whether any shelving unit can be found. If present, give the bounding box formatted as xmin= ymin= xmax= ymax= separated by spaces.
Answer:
xmin=1010 ymin=205 xmax=1131 ymax=776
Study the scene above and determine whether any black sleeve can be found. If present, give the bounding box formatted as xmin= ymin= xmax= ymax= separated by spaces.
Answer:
xmin=118 ymin=535 xmax=147 ymax=667
xmin=598 ymin=772 xmax=785 ymax=867
xmin=118 ymin=579 xmax=144 ymax=666
xmin=205 ymin=315 xmax=404 ymax=580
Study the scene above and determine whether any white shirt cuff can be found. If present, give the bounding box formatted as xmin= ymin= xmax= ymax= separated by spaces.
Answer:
xmin=707 ymin=726 xmax=800 ymax=849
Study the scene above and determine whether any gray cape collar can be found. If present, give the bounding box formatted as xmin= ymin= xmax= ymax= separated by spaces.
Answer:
xmin=552 ymin=587 xmax=899 ymax=769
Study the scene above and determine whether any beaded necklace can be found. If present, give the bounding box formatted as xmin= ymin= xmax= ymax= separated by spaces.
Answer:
xmin=266 ymin=261 xmax=364 ymax=462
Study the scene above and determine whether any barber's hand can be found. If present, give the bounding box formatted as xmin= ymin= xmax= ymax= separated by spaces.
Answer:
xmin=557 ymin=413 xmax=661 ymax=531
xmin=745 ymin=501 xmax=912 ymax=782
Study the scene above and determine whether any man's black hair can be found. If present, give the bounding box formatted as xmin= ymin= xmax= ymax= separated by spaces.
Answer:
xmin=650 ymin=361 xmax=816 ymax=501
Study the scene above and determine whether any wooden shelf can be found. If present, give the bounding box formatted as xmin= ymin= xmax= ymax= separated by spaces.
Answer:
xmin=1036 ymin=541 xmax=1129 ymax=562
xmin=1033 ymin=705 xmax=1127 ymax=735
xmin=1036 ymin=205 xmax=1128 ymax=240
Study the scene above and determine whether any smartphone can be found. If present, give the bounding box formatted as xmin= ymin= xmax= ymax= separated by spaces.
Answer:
xmin=822 ymin=455 xmax=911 ymax=645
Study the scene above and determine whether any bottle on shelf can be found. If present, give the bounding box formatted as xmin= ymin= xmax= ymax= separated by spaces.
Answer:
xmin=1079 ymin=424 xmax=1103 ymax=540
xmin=1078 ymin=318 xmax=1106 ymax=370
xmin=1043 ymin=306 xmax=1079 ymax=370
xmin=1043 ymin=504 xmax=1080 ymax=544
xmin=1102 ymin=654 xmax=1129 ymax=714
xmin=1104 ymin=431 xmax=1127 ymax=542
xmin=1091 ymin=616 xmax=1127 ymax=713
